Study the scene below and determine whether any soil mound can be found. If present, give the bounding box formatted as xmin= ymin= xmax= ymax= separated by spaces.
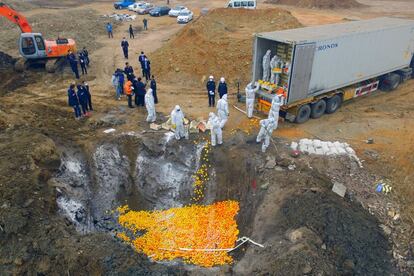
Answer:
xmin=264 ymin=0 xmax=363 ymax=9
xmin=151 ymin=8 xmax=301 ymax=88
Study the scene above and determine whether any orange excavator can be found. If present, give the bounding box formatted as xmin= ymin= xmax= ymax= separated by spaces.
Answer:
xmin=0 ymin=2 xmax=77 ymax=72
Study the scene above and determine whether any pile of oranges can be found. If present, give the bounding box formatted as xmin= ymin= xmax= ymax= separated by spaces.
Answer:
xmin=116 ymin=201 xmax=240 ymax=267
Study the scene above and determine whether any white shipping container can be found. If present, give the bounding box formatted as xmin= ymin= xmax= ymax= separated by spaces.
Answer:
xmin=253 ymin=18 xmax=414 ymax=105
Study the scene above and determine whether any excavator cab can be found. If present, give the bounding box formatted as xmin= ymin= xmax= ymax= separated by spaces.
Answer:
xmin=19 ymin=33 xmax=47 ymax=59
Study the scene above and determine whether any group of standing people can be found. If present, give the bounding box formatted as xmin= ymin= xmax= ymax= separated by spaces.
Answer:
xmin=108 ymin=19 xmax=148 ymax=40
xmin=66 ymin=20 xmax=281 ymax=153
xmin=112 ymin=57 xmax=158 ymax=109
xmin=203 ymin=77 xmax=282 ymax=152
xmin=119 ymin=39 xmax=152 ymax=82
xmin=206 ymin=75 xmax=228 ymax=107
xmin=67 ymin=47 xmax=90 ymax=79
xmin=67 ymin=81 xmax=93 ymax=119
xmin=204 ymin=75 xmax=230 ymax=146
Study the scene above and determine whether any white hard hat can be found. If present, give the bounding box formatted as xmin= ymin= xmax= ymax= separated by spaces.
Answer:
xmin=209 ymin=75 xmax=214 ymax=80
xmin=220 ymin=77 xmax=225 ymax=82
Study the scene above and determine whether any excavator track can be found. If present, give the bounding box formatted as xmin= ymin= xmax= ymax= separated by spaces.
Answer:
xmin=14 ymin=57 xmax=27 ymax=72
xmin=45 ymin=57 xmax=65 ymax=73
xmin=45 ymin=58 xmax=57 ymax=73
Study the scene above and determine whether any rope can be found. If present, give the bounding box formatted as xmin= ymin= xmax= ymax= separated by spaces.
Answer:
xmin=159 ymin=236 xmax=264 ymax=253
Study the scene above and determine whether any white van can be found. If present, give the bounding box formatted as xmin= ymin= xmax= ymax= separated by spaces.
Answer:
xmin=227 ymin=0 xmax=256 ymax=9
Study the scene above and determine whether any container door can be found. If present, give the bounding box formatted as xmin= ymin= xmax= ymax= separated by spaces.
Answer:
xmin=288 ymin=43 xmax=316 ymax=104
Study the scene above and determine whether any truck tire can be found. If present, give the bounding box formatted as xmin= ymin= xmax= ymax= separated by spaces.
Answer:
xmin=311 ymin=99 xmax=326 ymax=119
xmin=325 ymin=94 xmax=342 ymax=114
xmin=295 ymin=104 xmax=311 ymax=124
xmin=380 ymin=73 xmax=401 ymax=91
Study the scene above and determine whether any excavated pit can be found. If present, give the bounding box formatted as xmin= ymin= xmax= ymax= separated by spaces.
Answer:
xmin=53 ymin=132 xmax=260 ymax=238
xmin=46 ymin=131 xmax=395 ymax=274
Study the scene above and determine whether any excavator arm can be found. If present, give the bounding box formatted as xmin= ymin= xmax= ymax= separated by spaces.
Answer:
xmin=0 ymin=2 xmax=32 ymax=33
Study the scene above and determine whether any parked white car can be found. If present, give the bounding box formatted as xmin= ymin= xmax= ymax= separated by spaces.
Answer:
xmin=136 ymin=3 xmax=154 ymax=14
xmin=177 ymin=10 xmax=193 ymax=24
xmin=168 ymin=5 xmax=187 ymax=17
xmin=128 ymin=2 xmax=145 ymax=12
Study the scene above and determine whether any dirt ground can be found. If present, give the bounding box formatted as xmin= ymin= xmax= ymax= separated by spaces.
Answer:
xmin=1 ymin=0 xmax=414 ymax=274
xmin=151 ymin=8 xmax=301 ymax=87
xmin=264 ymin=0 xmax=363 ymax=9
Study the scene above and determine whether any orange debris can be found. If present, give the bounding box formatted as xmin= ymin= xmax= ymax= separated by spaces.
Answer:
xmin=116 ymin=201 xmax=240 ymax=267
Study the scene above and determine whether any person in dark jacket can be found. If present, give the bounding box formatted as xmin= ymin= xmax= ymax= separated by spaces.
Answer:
xmin=143 ymin=18 xmax=148 ymax=30
xmin=121 ymin=38 xmax=129 ymax=59
xmin=150 ymin=75 xmax=158 ymax=104
xmin=218 ymin=77 xmax=228 ymax=99
xmin=142 ymin=57 xmax=151 ymax=81
xmin=77 ymin=84 xmax=89 ymax=116
xmin=82 ymin=47 xmax=90 ymax=66
xmin=67 ymin=51 xmax=79 ymax=79
xmin=129 ymin=24 xmax=134 ymax=39
xmin=206 ymin=75 xmax=216 ymax=107
xmin=82 ymin=81 xmax=93 ymax=111
xmin=68 ymin=84 xmax=81 ymax=119
xmin=117 ymin=69 xmax=125 ymax=95
xmin=79 ymin=52 xmax=87 ymax=75
xmin=134 ymin=77 xmax=146 ymax=106
xmin=138 ymin=52 xmax=145 ymax=77
xmin=124 ymin=62 xmax=134 ymax=81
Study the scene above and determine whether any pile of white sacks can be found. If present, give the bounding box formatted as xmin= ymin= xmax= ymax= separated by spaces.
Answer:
xmin=291 ymin=139 xmax=363 ymax=168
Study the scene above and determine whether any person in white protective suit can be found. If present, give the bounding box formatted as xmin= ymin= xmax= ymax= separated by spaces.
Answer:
xmin=145 ymin=88 xmax=156 ymax=123
xmin=207 ymin=112 xmax=222 ymax=146
xmin=269 ymin=55 xmax=281 ymax=85
xmin=256 ymin=117 xmax=276 ymax=153
xmin=216 ymin=94 xmax=229 ymax=128
xmin=245 ymin=82 xmax=259 ymax=118
xmin=262 ymin=50 xmax=271 ymax=82
xmin=170 ymin=105 xmax=187 ymax=140
xmin=268 ymin=94 xmax=283 ymax=125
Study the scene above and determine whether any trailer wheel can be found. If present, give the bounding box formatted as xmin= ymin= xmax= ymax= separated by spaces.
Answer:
xmin=380 ymin=73 xmax=401 ymax=91
xmin=326 ymin=94 xmax=342 ymax=114
xmin=311 ymin=99 xmax=326 ymax=119
xmin=295 ymin=104 xmax=311 ymax=124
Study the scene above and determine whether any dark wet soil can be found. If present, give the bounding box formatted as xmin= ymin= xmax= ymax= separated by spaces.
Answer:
xmin=277 ymin=191 xmax=393 ymax=275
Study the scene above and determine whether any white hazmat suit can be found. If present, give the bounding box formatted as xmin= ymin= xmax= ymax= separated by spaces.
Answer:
xmin=216 ymin=94 xmax=229 ymax=128
xmin=207 ymin=112 xmax=222 ymax=146
xmin=262 ymin=50 xmax=271 ymax=82
xmin=145 ymin=88 xmax=156 ymax=123
xmin=268 ymin=95 xmax=283 ymax=128
xmin=171 ymin=105 xmax=187 ymax=140
xmin=256 ymin=117 xmax=276 ymax=153
xmin=245 ymin=82 xmax=259 ymax=118
xmin=269 ymin=55 xmax=281 ymax=85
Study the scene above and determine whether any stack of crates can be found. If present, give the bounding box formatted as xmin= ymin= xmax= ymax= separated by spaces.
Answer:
xmin=275 ymin=43 xmax=292 ymax=88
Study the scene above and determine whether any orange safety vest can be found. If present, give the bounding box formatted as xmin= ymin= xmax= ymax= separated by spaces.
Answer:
xmin=124 ymin=81 xmax=133 ymax=95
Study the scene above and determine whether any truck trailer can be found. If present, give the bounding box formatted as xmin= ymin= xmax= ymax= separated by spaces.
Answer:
xmin=252 ymin=17 xmax=414 ymax=123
